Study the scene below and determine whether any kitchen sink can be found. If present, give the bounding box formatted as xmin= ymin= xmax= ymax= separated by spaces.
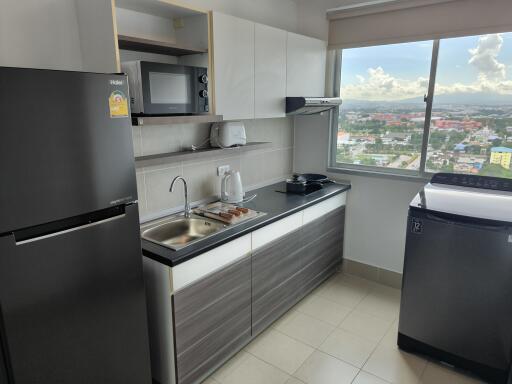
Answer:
xmin=141 ymin=215 xmax=227 ymax=251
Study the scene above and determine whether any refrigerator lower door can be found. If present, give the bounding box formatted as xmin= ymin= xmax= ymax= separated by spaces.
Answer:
xmin=0 ymin=204 xmax=151 ymax=384
xmin=399 ymin=210 xmax=512 ymax=383
xmin=0 ymin=340 xmax=7 ymax=384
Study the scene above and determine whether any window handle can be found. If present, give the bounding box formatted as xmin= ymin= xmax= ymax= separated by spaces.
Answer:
xmin=424 ymin=94 xmax=428 ymax=103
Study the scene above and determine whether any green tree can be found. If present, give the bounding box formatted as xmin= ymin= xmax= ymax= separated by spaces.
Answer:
xmin=492 ymin=138 xmax=503 ymax=147
xmin=480 ymin=164 xmax=512 ymax=178
xmin=466 ymin=145 xmax=482 ymax=155
xmin=430 ymin=131 xmax=448 ymax=150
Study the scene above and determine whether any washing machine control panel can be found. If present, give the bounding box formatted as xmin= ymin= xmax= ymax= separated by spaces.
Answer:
xmin=431 ymin=173 xmax=512 ymax=192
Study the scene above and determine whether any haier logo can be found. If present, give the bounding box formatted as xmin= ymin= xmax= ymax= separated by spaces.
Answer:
xmin=110 ymin=79 xmax=124 ymax=86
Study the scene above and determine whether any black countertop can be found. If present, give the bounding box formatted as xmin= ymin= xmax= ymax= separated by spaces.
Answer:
xmin=141 ymin=181 xmax=351 ymax=267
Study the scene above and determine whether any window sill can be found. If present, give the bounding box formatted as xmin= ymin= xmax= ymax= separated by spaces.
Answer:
xmin=327 ymin=165 xmax=432 ymax=183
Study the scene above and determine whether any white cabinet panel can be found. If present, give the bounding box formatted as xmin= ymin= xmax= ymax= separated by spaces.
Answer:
xmin=212 ymin=12 xmax=254 ymax=120
xmin=286 ymin=32 xmax=327 ymax=97
xmin=303 ymin=193 xmax=346 ymax=225
xmin=252 ymin=211 xmax=303 ymax=251
xmin=303 ymin=192 xmax=347 ymax=225
xmin=254 ymin=24 xmax=287 ymax=118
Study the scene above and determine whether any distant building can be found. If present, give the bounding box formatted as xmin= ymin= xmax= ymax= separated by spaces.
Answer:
xmin=454 ymin=163 xmax=473 ymax=173
xmin=337 ymin=131 xmax=351 ymax=145
xmin=382 ymin=132 xmax=410 ymax=144
xmin=434 ymin=119 xmax=482 ymax=132
xmin=490 ymin=147 xmax=512 ymax=169
xmin=454 ymin=143 xmax=466 ymax=152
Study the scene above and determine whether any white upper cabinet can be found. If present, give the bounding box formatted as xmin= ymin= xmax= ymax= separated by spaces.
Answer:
xmin=211 ymin=12 xmax=326 ymax=119
xmin=211 ymin=12 xmax=255 ymax=120
xmin=254 ymin=24 xmax=287 ymax=119
xmin=286 ymin=32 xmax=327 ymax=97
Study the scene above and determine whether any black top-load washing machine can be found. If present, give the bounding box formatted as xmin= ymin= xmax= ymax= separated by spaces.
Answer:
xmin=399 ymin=173 xmax=512 ymax=384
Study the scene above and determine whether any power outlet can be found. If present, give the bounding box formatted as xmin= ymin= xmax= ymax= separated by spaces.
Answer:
xmin=217 ymin=165 xmax=230 ymax=177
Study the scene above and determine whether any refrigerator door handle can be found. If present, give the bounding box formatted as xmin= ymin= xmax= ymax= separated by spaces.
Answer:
xmin=15 ymin=213 xmax=126 ymax=246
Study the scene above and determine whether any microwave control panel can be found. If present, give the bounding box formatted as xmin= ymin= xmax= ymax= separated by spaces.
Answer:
xmin=197 ymin=68 xmax=209 ymax=113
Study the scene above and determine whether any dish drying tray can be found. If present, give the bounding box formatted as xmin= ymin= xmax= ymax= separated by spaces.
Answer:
xmin=194 ymin=202 xmax=266 ymax=225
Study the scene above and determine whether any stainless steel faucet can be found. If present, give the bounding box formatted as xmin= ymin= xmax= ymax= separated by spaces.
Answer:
xmin=170 ymin=176 xmax=191 ymax=218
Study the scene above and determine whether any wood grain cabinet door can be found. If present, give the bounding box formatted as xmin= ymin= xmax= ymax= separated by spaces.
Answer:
xmin=300 ymin=207 xmax=345 ymax=295
xmin=173 ymin=255 xmax=251 ymax=384
xmin=252 ymin=228 xmax=303 ymax=335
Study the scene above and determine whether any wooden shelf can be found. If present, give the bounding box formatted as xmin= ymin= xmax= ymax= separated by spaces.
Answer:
xmin=132 ymin=114 xmax=223 ymax=126
xmin=118 ymin=34 xmax=207 ymax=56
xmin=135 ymin=142 xmax=272 ymax=167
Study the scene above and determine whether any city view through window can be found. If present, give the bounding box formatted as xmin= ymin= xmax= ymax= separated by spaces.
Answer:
xmin=336 ymin=33 xmax=512 ymax=178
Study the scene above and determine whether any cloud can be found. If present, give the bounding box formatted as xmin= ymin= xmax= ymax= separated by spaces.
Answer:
xmin=342 ymin=34 xmax=512 ymax=101
xmin=468 ymin=34 xmax=506 ymax=80
xmin=341 ymin=66 xmax=429 ymax=101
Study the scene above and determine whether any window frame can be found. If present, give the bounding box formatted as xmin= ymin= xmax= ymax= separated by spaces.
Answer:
xmin=328 ymin=39 xmax=442 ymax=181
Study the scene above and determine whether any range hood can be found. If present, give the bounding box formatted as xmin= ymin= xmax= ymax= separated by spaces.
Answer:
xmin=286 ymin=97 xmax=342 ymax=115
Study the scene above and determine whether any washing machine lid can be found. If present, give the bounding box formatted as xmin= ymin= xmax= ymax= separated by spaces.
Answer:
xmin=411 ymin=174 xmax=512 ymax=223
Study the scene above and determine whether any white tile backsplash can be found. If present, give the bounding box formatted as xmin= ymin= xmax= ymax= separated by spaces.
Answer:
xmin=140 ymin=124 xmax=183 ymax=155
xmin=144 ymin=166 xmax=184 ymax=215
xmin=134 ymin=117 xmax=294 ymax=220
xmin=132 ymin=126 xmax=142 ymax=157
xmin=182 ymin=159 xmax=219 ymax=202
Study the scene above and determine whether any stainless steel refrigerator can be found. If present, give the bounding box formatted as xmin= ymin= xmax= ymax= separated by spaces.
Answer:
xmin=0 ymin=67 xmax=152 ymax=384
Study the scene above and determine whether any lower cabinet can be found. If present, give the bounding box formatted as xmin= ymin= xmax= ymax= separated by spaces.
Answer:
xmin=300 ymin=207 xmax=346 ymax=295
xmin=252 ymin=205 xmax=346 ymax=336
xmin=147 ymin=194 xmax=347 ymax=384
xmin=172 ymin=255 xmax=252 ymax=384
xmin=252 ymin=228 xmax=303 ymax=335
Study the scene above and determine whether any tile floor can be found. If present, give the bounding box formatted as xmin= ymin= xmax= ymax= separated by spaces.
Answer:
xmin=203 ymin=272 xmax=487 ymax=384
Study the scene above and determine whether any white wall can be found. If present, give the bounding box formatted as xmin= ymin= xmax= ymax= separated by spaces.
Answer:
xmin=0 ymin=0 xmax=83 ymax=70
xmin=294 ymin=0 xmax=374 ymax=40
xmin=293 ymin=113 xmax=423 ymax=273
xmin=294 ymin=0 xmax=338 ymax=40
xmin=178 ymin=0 xmax=299 ymax=33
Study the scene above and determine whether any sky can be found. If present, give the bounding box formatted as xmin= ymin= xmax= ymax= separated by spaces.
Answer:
xmin=340 ymin=32 xmax=512 ymax=101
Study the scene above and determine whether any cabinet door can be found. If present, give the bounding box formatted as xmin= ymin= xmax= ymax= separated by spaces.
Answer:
xmin=286 ymin=32 xmax=327 ymax=97
xmin=300 ymin=207 xmax=345 ymax=295
xmin=252 ymin=228 xmax=303 ymax=335
xmin=254 ymin=24 xmax=287 ymax=118
xmin=212 ymin=12 xmax=254 ymax=120
xmin=173 ymin=255 xmax=251 ymax=384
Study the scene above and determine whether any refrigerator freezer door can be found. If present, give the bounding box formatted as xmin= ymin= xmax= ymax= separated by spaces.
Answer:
xmin=399 ymin=210 xmax=512 ymax=374
xmin=0 ymin=204 xmax=151 ymax=384
xmin=0 ymin=67 xmax=137 ymax=233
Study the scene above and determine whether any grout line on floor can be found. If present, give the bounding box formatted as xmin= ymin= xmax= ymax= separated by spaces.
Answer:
xmin=208 ymin=272 xmax=402 ymax=384
xmin=243 ymin=348 xmax=297 ymax=381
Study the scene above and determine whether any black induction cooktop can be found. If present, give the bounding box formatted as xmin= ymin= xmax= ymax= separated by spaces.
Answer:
xmin=276 ymin=180 xmax=333 ymax=196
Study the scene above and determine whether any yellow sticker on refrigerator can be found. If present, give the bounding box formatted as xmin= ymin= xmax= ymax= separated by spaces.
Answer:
xmin=108 ymin=90 xmax=129 ymax=118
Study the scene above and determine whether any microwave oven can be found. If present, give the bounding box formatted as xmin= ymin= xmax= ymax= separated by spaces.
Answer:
xmin=121 ymin=61 xmax=209 ymax=115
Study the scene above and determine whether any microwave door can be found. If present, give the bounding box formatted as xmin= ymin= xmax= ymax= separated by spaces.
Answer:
xmin=139 ymin=62 xmax=195 ymax=115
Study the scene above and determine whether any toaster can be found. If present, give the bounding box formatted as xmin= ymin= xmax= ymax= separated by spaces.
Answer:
xmin=210 ymin=122 xmax=247 ymax=148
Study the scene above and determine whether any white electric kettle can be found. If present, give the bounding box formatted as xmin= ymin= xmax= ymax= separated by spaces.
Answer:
xmin=221 ymin=170 xmax=244 ymax=203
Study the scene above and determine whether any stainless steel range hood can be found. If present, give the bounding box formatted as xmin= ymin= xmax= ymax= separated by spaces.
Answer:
xmin=286 ymin=97 xmax=342 ymax=115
